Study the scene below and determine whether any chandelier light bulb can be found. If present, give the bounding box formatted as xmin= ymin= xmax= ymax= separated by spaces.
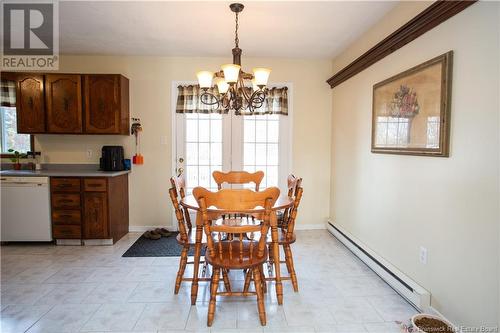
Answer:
xmin=221 ymin=64 xmax=241 ymax=83
xmin=251 ymin=78 xmax=259 ymax=92
xmin=197 ymin=71 xmax=214 ymax=89
xmin=216 ymin=78 xmax=230 ymax=94
xmin=252 ymin=68 xmax=271 ymax=87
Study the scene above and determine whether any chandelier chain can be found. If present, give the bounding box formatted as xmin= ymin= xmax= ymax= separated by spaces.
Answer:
xmin=234 ymin=11 xmax=239 ymax=48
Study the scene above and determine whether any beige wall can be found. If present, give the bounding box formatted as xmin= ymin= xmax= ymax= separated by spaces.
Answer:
xmin=34 ymin=56 xmax=332 ymax=229
xmin=331 ymin=1 xmax=499 ymax=327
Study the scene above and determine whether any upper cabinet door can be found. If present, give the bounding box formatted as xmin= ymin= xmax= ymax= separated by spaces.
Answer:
xmin=84 ymin=75 xmax=121 ymax=134
xmin=45 ymin=74 xmax=83 ymax=133
xmin=16 ymin=74 xmax=46 ymax=133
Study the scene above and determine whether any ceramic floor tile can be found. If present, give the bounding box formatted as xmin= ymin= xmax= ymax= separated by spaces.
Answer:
xmin=0 ymin=284 xmax=56 ymax=305
xmin=34 ymin=283 xmax=97 ymax=305
xmin=0 ymin=231 xmax=418 ymax=332
xmin=0 ymin=304 xmax=53 ymax=333
xmin=82 ymin=282 xmax=139 ymax=304
xmin=366 ymin=295 xmax=418 ymax=322
xmin=26 ymin=303 xmax=100 ymax=333
xmin=43 ymin=267 xmax=95 ymax=283
xmin=8 ymin=264 xmax=65 ymax=284
xmin=364 ymin=322 xmax=402 ymax=332
xmin=331 ymin=324 xmax=367 ymax=332
xmin=133 ymin=302 xmax=190 ymax=330
xmin=80 ymin=303 xmax=146 ymax=331
xmin=185 ymin=303 xmax=237 ymax=330
xmin=330 ymin=298 xmax=384 ymax=324
xmin=237 ymin=302 xmax=287 ymax=329
xmin=282 ymin=300 xmax=336 ymax=327
xmin=85 ymin=267 xmax=135 ymax=283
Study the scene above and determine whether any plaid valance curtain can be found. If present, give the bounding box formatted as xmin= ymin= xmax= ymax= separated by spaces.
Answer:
xmin=1 ymin=79 xmax=16 ymax=107
xmin=244 ymin=87 xmax=288 ymax=116
xmin=176 ymin=85 xmax=288 ymax=116
xmin=176 ymin=85 xmax=221 ymax=114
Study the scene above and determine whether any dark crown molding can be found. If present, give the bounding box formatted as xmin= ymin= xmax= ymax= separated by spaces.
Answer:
xmin=326 ymin=0 xmax=477 ymax=89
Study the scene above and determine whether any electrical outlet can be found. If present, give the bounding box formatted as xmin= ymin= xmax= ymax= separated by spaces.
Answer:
xmin=86 ymin=149 xmax=93 ymax=160
xmin=419 ymin=246 xmax=428 ymax=265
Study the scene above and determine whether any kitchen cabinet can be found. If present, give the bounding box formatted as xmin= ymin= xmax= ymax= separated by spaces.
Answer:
xmin=83 ymin=74 xmax=129 ymax=134
xmin=50 ymin=177 xmax=82 ymax=240
xmin=50 ymin=174 xmax=129 ymax=244
xmin=83 ymin=192 xmax=108 ymax=239
xmin=45 ymin=74 xmax=83 ymax=133
xmin=16 ymin=73 xmax=46 ymax=133
xmin=1 ymin=72 xmax=129 ymax=135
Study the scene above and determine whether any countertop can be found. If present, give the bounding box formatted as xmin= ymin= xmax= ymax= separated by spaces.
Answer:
xmin=0 ymin=164 xmax=131 ymax=178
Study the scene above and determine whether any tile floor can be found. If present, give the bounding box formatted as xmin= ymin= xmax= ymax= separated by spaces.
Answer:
xmin=0 ymin=230 xmax=417 ymax=332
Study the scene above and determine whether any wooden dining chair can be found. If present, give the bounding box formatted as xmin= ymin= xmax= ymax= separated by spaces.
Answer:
xmin=193 ymin=186 xmax=280 ymax=326
xmin=169 ymin=176 xmax=231 ymax=294
xmin=268 ymin=175 xmax=303 ymax=292
xmin=278 ymin=174 xmax=303 ymax=229
xmin=212 ymin=170 xmax=264 ymax=191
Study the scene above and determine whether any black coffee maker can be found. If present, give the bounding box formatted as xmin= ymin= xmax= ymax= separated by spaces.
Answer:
xmin=100 ymin=146 xmax=125 ymax=171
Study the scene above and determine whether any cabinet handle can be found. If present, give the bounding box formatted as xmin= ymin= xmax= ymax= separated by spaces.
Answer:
xmin=58 ymin=184 xmax=72 ymax=188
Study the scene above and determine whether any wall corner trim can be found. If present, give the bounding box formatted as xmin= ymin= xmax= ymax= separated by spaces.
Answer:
xmin=326 ymin=0 xmax=477 ymax=88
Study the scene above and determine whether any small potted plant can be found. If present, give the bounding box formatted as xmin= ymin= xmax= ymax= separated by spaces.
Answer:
xmin=8 ymin=149 xmax=26 ymax=170
xmin=411 ymin=314 xmax=455 ymax=332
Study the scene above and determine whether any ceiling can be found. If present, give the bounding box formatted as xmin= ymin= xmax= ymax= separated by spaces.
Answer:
xmin=60 ymin=1 xmax=398 ymax=59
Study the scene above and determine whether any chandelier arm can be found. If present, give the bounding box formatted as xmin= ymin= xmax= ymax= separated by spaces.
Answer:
xmin=239 ymin=76 xmax=251 ymax=101
xmin=200 ymin=91 xmax=220 ymax=109
xmin=248 ymin=89 xmax=266 ymax=113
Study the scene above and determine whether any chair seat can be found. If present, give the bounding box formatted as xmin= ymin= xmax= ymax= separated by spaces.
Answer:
xmin=176 ymin=229 xmax=208 ymax=245
xmin=205 ymin=240 xmax=268 ymax=269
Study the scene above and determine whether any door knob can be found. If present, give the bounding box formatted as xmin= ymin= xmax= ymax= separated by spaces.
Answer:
xmin=179 ymin=157 xmax=184 ymax=163
xmin=177 ymin=167 xmax=184 ymax=176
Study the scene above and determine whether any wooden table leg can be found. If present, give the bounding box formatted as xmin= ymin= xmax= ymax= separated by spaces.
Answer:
xmin=271 ymin=212 xmax=283 ymax=305
xmin=191 ymin=213 xmax=203 ymax=305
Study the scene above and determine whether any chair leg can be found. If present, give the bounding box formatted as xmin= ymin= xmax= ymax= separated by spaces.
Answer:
xmin=284 ymin=244 xmax=298 ymax=292
xmin=253 ymin=266 xmax=266 ymax=326
xmin=259 ymin=265 xmax=267 ymax=293
xmin=243 ymin=268 xmax=253 ymax=293
xmin=207 ymin=267 xmax=220 ymax=327
xmin=222 ymin=269 xmax=231 ymax=292
xmin=174 ymin=245 xmax=189 ymax=294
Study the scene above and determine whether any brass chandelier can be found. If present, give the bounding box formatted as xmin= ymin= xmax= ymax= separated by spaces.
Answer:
xmin=196 ymin=3 xmax=271 ymax=114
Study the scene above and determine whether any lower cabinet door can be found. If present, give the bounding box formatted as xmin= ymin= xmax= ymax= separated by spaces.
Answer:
xmin=83 ymin=192 xmax=109 ymax=239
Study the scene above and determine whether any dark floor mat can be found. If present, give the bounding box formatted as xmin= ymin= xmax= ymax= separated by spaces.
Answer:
xmin=122 ymin=232 xmax=204 ymax=257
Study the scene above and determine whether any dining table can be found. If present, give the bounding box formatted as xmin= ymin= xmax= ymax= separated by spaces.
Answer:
xmin=180 ymin=193 xmax=294 ymax=305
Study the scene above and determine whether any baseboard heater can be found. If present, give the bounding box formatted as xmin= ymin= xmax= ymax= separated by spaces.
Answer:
xmin=327 ymin=221 xmax=430 ymax=312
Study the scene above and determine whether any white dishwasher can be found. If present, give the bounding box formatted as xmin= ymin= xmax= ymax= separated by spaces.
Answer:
xmin=1 ymin=177 xmax=52 ymax=241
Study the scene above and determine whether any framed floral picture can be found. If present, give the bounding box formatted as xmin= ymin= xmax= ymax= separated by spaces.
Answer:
xmin=371 ymin=51 xmax=453 ymax=156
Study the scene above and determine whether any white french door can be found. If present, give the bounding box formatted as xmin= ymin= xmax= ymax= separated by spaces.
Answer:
xmin=174 ymin=85 xmax=291 ymax=194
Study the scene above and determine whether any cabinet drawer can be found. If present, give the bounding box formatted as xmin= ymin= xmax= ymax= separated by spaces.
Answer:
xmin=51 ymin=178 xmax=81 ymax=192
xmin=52 ymin=210 xmax=81 ymax=225
xmin=52 ymin=193 xmax=81 ymax=209
xmin=84 ymin=178 xmax=107 ymax=192
xmin=53 ymin=225 xmax=81 ymax=239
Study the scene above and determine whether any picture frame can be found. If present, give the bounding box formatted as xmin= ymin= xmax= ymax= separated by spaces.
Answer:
xmin=371 ymin=51 xmax=453 ymax=157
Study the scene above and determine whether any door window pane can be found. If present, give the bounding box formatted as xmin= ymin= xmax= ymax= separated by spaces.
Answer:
xmin=184 ymin=113 xmax=222 ymax=192
xmin=243 ymin=114 xmax=281 ymax=189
